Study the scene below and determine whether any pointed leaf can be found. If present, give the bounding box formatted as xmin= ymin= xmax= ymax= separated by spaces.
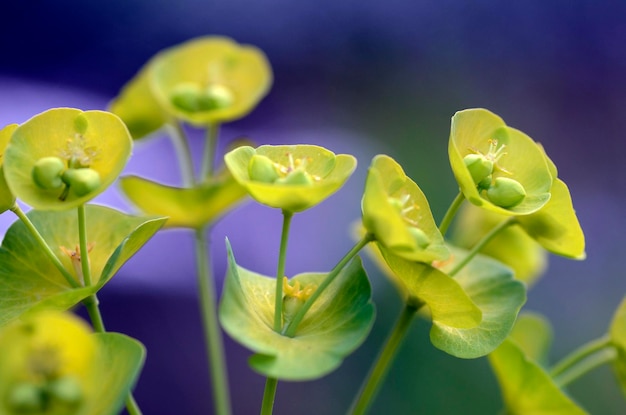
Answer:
xmin=0 ymin=205 xmax=166 ymax=326
xmin=4 ymin=108 xmax=132 ymax=210
xmin=510 ymin=312 xmax=553 ymax=366
xmin=609 ymin=296 xmax=626 ymax=397
xmin=489 ymin=339 xmax=588 ymax=414
xmin=119 ymin=171 xmax=247 ymax=229
xmin=219 ymin=242 xmax=375 ymax=380
xmin=430 ymin=248 xmax=526 ymax=358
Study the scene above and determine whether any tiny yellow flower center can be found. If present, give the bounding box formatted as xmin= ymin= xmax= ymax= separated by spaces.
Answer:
xmin=60 ymin=243 xmax=95 ymax=285
xmin=248 ymin=153 xmax=322 ymax=186
xmin=282 ymin=277 xmax=317 ymax=325
xmin=59 ymin=134 xmax=99 ymax=169
xmin=387 ymin=194 xmax=431 ymax=249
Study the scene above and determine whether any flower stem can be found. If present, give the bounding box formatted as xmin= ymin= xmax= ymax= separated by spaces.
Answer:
xmin=282 ymin=233 xmax=375 ymax=337
xmin=273 ymin=210 xmax=294 ymax=332
xmin=550 ymin=335 xmax=616 ymax=387
xmin=438 ymin=191 xmax=465 ymax=236
xmin=349 ymin=303 xmax=420 ymax=415
xmin=77 ymin=204 xmax=92 ymax=286
xmin=166 ymin=121 xmax=196 ymax=186
xmin=10 ymin=204 xmax=80 ymax=288
xmin=448 ymin=217 xmax=517 ymax=277
xmin=201 ymin=122 xmax=220 ymax=181
xmin=260 ymin=377 xmax=279 ymax=415
xmin=194 ymin=227 xmax=232 ymax=415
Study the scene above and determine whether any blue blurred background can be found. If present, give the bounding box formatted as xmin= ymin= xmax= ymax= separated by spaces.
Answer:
xmin=1 ymin=1 xmax=625 ymax=413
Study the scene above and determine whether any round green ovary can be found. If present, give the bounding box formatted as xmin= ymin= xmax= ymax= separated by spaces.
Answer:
xmin=486 ymin=177 xmax=526 ymax=208
xmin=7 ymin=382 xmax=43 ymax=412
xmin=47 ymin=376 xmax=82 ymax=405
xmin=408 ymin=226 xmax=430 ymax=249
xmin=464 ymin=153 xmax=494 ymax=185
xmin=248 ymin=154 xmax=279 ymax=183
xmin=62 ymin=168 xmax=101 ymax=197
xmin=170 ymin=83 xmax=234 ymax=113
xmin=32 ymin=157 xmax=66 ymax=190
xmin=275 ymin=170 xmax=314 ymax=186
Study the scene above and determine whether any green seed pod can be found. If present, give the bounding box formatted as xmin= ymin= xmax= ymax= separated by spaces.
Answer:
xmin=463 ymin=154 xmax=494 ymax=185
xmin=248 ymin=154 xmax=279 ymax=183
xmin=276 ymin=170 xmax=314 ymax=186
xmin=169 ymin=83 xmax=202 ymax=112
xmin=7 ymin=382 xmax=43 ymax=412
xmin=477 ymin=174 xmax=493 ymax=190
xmin=486 ymin=177 xmax=527 ymax=208
xmin=48 ymin=376 xmax=82 ymax=405
xmin=199 ymin=84 xmax=234 ymax=110
xmin=408 ymin=226 xmax=431 ymax=249
xmin=32 ymin=157 xmax=66 ymax=190
xmin=62 ymin=168 xmax=101 ymax=197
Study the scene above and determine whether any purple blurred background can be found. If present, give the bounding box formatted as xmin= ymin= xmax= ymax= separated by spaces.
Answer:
xmin=1 ymin=1 xmax=625 ymax=413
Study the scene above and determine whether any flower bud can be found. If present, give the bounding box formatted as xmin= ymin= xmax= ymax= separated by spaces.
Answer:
xmin=276 ymin=170 xmax=314 ymax=186
xmin=248 ymin=154 xmax=279 ymax=183
xmin=32 ymin=157 xmax=66 ymax=190
xmin=463 ymin=154 xmax=494 ymax=185
xmin=486 ymin=177 xmax=526 ymax=208
xmin=408 ymin=227 xmax=431 ymax=249
xmin=169 ymin=83 xmax=202 ymax=112
xmin=62 ymin=168 xmax=101 ymax=197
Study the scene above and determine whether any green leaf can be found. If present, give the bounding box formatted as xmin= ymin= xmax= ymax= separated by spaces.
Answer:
xmin=4 ymin=108 xmax=132 ymax=210
xmin=362 ymin=155 xmax=449 ymax=263
xmin=0 ymin=124 xmax=18 ymax=213
xmin=119 ymin=170 xmax=247 ymax=229
xmin=224 ymin=144 xmax=357 ymax=213
xmin=0 ymin=205 xmax=166 ymax=326
xmin=85 ymin=333 xmax=145 ymax=415
xmin=510 ymin=312 xmax=553 ymax=366
xmin=377 ymin=246 xmax=481 ymax=329
xmin=448 ymin=108 xmax=553 ymax=215
xmin=450 ymin=203 xmax=548 ymax=286
xmin=609 ymin=296 xmax=626 ymax=397
xmin=430 ymin=248 xmax=526 ymax=358
xmin=149 ymin=36 xmax=272 ymax=125
xmin=109 ymin=62 xmax=169 ymax=140
xmin=489 ymin=339 xmax=588 ymax=415
xmin=219 ymin=241 xmax=375 ymax=380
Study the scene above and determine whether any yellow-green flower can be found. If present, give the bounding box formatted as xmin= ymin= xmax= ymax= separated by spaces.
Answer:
xmin=224 ymin=144 xmax=356 ymax=213
xmin=110 ymin=36 xmax=272 ymax=138
xmin=448 ymin=108 xmax=553 ymax=215
xmin=0 ymin=124 xmax=18 ymax=213
xmin=3 ymin=108 xmax=132 ymax=210
xmin=361 ymin=155 xmax=448 ymax=263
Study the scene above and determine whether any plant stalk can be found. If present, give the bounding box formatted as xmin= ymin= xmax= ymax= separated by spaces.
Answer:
xmin=550 ymin=335 xmax=616 ymax=387
xmin=166 ymin=121 xmax=196 ymax=186
xmin=438 ymin=191 xmax=465 ymax=236
xmin=273 ymin=210 xmax=294 ymax=332
xmin=260 ymin=378 xmax=278 ymax=415
xmin=201 ymin=122 xmax=220 ymax=181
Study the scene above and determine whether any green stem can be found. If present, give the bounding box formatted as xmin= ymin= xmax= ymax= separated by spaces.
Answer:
xmin=282 ymin=233 xmax=375 ymax=337
xmin=201 ymin=122 xmax=220 ymax=181
xmin=438 ymin=191 xmax=465 ymax=236
xmin=550 ymin=336 xmax=616 ymax=387
xmin=273 ymin=210 xmax=294 ymax=332
xmin=10 ymin=204 xmax=80 ymax=288
xmin=82 ymin=295 xmax=106 ymax=332
xmin=349 ymin=303 xmax=420 ymax=415
xmin=260 ymin=378 xmax=278 ymax=415
xmin=166 ymin=121 xmax=196 ymax=186
xmin=194 ymin=227 xmax=232 ymax=415
xmin=125 ymin=394 xmax=143 ymax=415
xmin=448 ymin=217 xmax=517 ymax=277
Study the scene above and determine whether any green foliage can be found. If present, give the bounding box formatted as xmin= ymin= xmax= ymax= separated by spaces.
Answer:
xmin=0 ymin=124 xmax=18 ymax=213
xmin=609 ymin=297 xmax=626 ymax=397
xmin=219 ymin=241 xmax=375 ymax=380
xmin=509 ymin=312 xmax=553 ymax=366
xmin=0 ymin=205 xmax=166 ymax=326
xmin=224 ymin=144 xmax=357 ymax=213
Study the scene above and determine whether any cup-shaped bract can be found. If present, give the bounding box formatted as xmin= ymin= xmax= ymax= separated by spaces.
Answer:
xmin=362 ymin=155 xmax=448 ymax=263
xmin=150 ymin=36 xmax=272 ymax=126
xmin=224 ymin=144 xmax=356 ymax=213
xmin=0 ymin=124 xmax=18 ymax=213
xmin=0 ymin=311 xmax=145 ymax=415
xmin=3 ymin=108 xmax=132 ymax=210
xmin=449 ymin=108 xmax=553 ymax=215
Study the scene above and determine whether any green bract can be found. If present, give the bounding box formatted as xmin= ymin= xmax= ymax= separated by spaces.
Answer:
xmin=508 ymin=312 xmax=553 ymax=367
xmin=110 ymin=36 xmax=272 ymax=136
xmin=489 ymin=339 xmax=588 ymax=415
xmin=0 ymin=124 xmax=18 ymax=213
xmin=361 ymin=155 xmax=448 ymax=263
xmin=450 ymin=203 xmax=548 ymax=286
xmin=219 ymin=242 xmax=375 ymax=380
xmin=448 ymin=108 xmax=553 ymax=215
xmin=3 ymin=108 xmax=132 ymax=210
xmin=119 ymin=170 xmax=247 ymax=229
xmin=0 ymin=311 xmax=145 ymax=415
xmin=609 ymin=296 xmax=626 ymax=396
xmin=224 ymin=144 xmax=357 ymax=213
xmin=0 ymin=205 xmax=166 ymax=326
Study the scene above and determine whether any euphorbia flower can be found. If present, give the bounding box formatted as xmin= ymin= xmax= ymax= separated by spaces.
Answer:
xmin=361 ymin=155 xmax=448 ymax=263
xmin=110 ymin=36 xmax=272 ymax=138
xmin=3 ymin=108 xmax=132 ymax=210
xmin=223 ymin=144 xmax=357 ymax=213
xmin=448 ymin=108 xmax=553 ymax=215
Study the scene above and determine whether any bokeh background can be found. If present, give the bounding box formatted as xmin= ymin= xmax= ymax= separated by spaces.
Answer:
xmin=1 ymin=1 xmax=625 ymax=414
